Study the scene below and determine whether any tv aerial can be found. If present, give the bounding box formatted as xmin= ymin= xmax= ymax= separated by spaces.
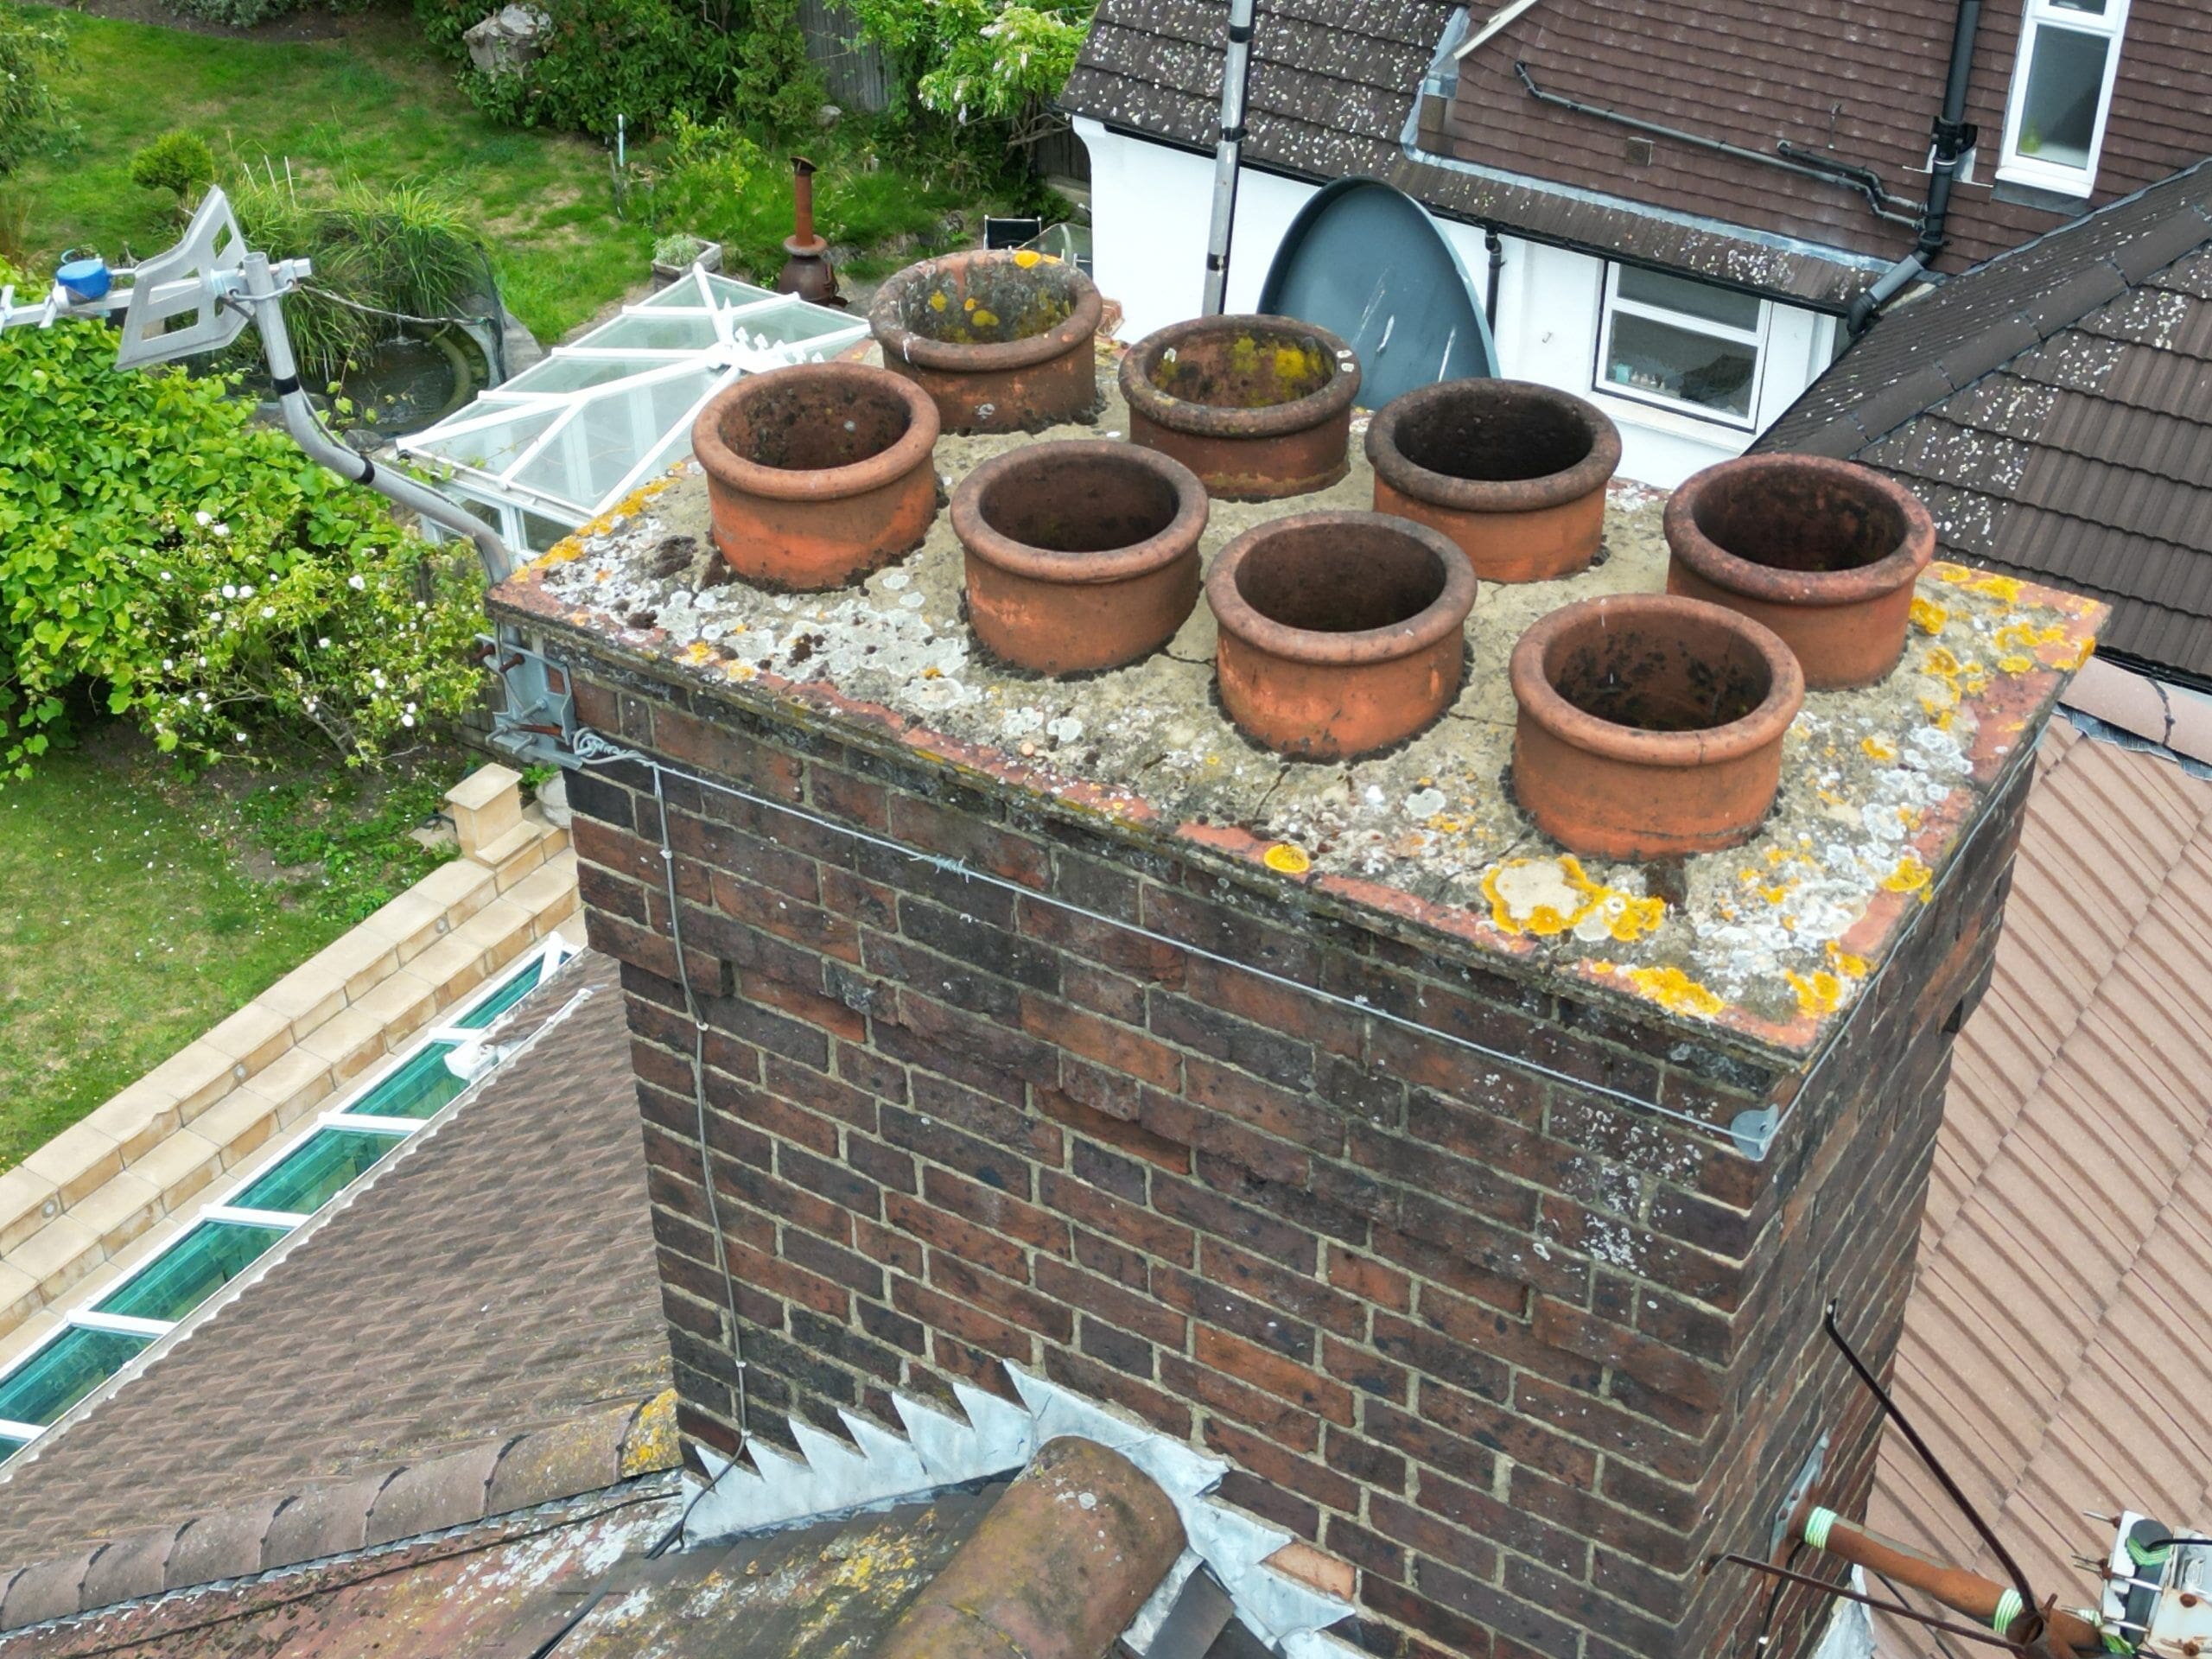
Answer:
xmin=0 ymin=187 xmax=514 ymax=585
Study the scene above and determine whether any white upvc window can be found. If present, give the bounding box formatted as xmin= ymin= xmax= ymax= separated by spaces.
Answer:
xmin=1998 ymin=0 xmax=2130 ymax=195
xmin=1592 ymin=264 xmax=1770 ymax=429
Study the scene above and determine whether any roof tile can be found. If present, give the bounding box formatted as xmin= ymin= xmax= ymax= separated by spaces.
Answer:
xmin=364 ymin=1446 xmax=503 ymax=1548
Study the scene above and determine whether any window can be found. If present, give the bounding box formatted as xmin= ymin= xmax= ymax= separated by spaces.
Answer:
xmin=0 ymin=937 xmax=575 ymax=1464
xmin=1999 ymin=0 xmax=2129 ymax=194
xmin=1594 ymin=264 xmax=1770 ymax=428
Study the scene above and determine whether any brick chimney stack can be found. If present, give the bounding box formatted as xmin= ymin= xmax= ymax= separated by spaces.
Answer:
xmin=491 ymin=455 xmax=2099 ymax=1659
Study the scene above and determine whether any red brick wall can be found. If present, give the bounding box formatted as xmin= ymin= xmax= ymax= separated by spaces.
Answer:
xmin=562 ymin=661 xmax=2032 ymax=1659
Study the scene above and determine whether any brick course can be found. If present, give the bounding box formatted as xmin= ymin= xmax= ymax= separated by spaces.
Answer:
xmin=556 ymin=662 xmax=2034 ymax=1659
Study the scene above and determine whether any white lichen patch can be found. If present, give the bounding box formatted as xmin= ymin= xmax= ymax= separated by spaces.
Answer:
xmin=527 ymin=359 xmax=2083 ymax=1042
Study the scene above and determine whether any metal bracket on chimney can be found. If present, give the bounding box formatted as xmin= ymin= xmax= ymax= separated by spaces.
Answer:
xmin=1770 ymin=1432 xmax=1829 ymax=1560
xmin=480 ymin=634 xmax=580 ymax=770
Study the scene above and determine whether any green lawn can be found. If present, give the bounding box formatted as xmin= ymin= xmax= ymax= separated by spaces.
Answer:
xmin=0 ymin=729 xmax=461 ymax=1173
xmin=6 ymin=3 xmax=651 ymax=342
xmin=5 ymin=3 xmax=1021 ymax=343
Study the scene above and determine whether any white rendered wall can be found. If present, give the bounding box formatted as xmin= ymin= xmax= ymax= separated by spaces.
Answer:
xmin=1075 ymin=123 xmax=1840 ymax=489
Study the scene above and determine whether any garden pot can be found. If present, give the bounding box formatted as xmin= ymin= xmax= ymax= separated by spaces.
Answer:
xmin=1664 ymin=454 xmax=1936 ymax=690
xmin=651 ymin=238 xmax=724 ymax=289
xmin=691 ymin=361 xmax=940 ymax=592
xmin=950 ymin=440 xmax=1208 ymax=675
xmin=870 ymin=249 xmax=1103 ymax=434
xmin=1510 ymin=594 xmax=1803 ymax=861
xmin=1120 ymin=315 xmax=1361 ymax=500
xmin=1366 ymin=378 xmax=1621 ymax=582
xmin=1208 ymin=511 xmax=1476 ymax=760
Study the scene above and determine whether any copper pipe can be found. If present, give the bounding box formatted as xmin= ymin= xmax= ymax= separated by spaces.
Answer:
xmin=1792 ymin=1508 xmax=2105 ymax=1653
xmin=1709 ymin=1554 xmax=2029 ymax=1653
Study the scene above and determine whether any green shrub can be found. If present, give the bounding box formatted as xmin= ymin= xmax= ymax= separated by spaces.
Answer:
xmin=841 ymin=0 xmax=1092 ymax=139
xmin=129 ymin=129 xmax=217 ymax=211
xmin=0 ymin=7 xmax=73 ymax=174
xmin=0 ymin=262 xmax=486 ymax=779
xmin=230 ymin=175 xmax=486 ymax=382
xmin=417 ymin=0 xmax=817 ymax=141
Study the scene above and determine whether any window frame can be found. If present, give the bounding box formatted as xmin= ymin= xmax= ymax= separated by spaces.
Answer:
xmin=1591 ymin=262 xmax=1774 ymax=432
xmin=1996 ymin=0 xmax=2131 ymax=195
xmin=0 ymin=934 xmax=576 ymax=1464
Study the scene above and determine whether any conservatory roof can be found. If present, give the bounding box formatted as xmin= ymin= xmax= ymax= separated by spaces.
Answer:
xmin=398 ymin=270 xmax=868 ymax=524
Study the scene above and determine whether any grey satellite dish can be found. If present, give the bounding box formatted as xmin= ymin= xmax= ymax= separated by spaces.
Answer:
xmin=1257 ymin=177 xmax=1496 ymax=409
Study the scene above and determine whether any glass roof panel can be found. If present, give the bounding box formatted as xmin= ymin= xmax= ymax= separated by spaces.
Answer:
xmin=0 ymin=1431 xmax=28 ymax=1460
xmin=0 ymin=1325 xmax=151 ymax=1426
xmin=454 ymin=956 xmax=544 ymax=1029
xmin=741 ymin=306 xmax=867 ymax=346
xmin=702 ymin=273 xmax=782 ymax=307
xmin=411 ymin=405 xmax=563 ymax=476
xmin=346 ymin=1042 xmax=469 ymax=1121
xmin=502 ymin=354 xmax=686 ymax=397
xmin=578 ymin=312 xmax=721 ymax=353
xmin=233 ymin=1127 xmax=398 ymax=1213
xmin=94 ymin=1219 xmax=288 ymax=1323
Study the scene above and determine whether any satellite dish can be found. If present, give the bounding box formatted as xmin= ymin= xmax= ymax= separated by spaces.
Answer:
xmin=1257 ymin=177 xmax=1496 ymax=410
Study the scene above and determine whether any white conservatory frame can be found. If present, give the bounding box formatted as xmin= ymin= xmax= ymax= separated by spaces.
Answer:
xmin=398 ymin=270 xmax=870 ymax=556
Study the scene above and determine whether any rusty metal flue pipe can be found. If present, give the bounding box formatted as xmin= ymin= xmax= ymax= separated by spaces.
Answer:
xmin=1794 ymin=1503 xmax=2105 ymax=1652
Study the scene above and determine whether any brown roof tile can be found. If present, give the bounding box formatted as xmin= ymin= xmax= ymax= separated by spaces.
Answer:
xmin=1871 ymin=707 xmax=2212 ymax=1647
xmin=1068 ymin=0 xmax=2212 ymax=302
xmin=1763 ymin=161 xmax=2212 ymax=679
xmin=0 ymin=950 xmax=672 ymax=1630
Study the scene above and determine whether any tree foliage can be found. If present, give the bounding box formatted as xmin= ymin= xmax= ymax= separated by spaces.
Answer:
xmin=0 ymin=6 xmax=73 ymax=175
xmin=841 ymin=0 xmax=1092 ymax=139
xmin=0 ymin=267 xmax=486 ymax=779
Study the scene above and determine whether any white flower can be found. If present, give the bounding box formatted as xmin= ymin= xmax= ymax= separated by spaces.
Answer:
xmin=317 ymin=637 xmax=330 ymax=649
xmin=262 ymin=606 xmax=276 ymax=618
xmin=400 ymin=714 xmax=416 ymax=728
xmin=194 ymin=510 xmax=213 ymax=527
xmin=159 ymin=569 xmax=172 ymax=582
xmin=234 ymin=731 xmax=247 ymax=743
xmin=161 ymin=658 xmax=173 ymax=671
xmin=240 ymin=584 xmax=254 ymax=598
xmin=212 ymin=523 xmax=230 ymax=538
xmin=221 ymin=583 xmax=237 ymax=599
xmin=347 ymin=574 xmax=365 ymax=590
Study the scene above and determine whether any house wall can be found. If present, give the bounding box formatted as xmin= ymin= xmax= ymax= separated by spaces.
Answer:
xmin=1075 ymin=121 xmax=1840 ymax=489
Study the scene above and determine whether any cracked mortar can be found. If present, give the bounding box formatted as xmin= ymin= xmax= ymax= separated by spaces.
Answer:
xmin=505 ymin=355 xmax=2102 ymax=1052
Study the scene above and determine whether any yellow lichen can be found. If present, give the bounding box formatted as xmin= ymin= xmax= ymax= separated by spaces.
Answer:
xmin=1482 ymin=855 xmax=1666 ymax=942
xmin=1012 ymin=248 xmax=1041 ymax=268
xmin=1263 ymin=842 xmax=1313 ymax=875
xmin=1826 ymin=941 xmax=1869 ymax=977
xmin=928 ymin=290 xmax=949 ymax=310
xmin=620 ymin=1388 xmax=682 ymax=1476
xmin=1910 ymin=596 xmax=1948 ymax=634
xmin=1881 ymin=855 xmax=1932 ymax=899
xmin=1862 ymin=735 xmax=1898 ymax=762
xmin=1924 ymin=644 xmax=1961 ymax=677
xmin=1620 ymin=965 xmax=1726 ymax=1019
xmin=972 ymin=307 xmax=1000 ymax=328
xmin=1787 ymin=969 xmax=1844 ymax=1017
xmin=1997 ymin=652 xmax=2035 ymax=674
xmin=1967 ymin=572 xmax=2024 ymax=601
xmin=1931 ymin=561 xmax=1972 ymax=584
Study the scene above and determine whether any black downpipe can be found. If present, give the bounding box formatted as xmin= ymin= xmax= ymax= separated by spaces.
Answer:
xmin=1847 ymin=0 xmax=1981 ymax=334
xmin=1923 ymin=0 xmax=1983 ymax=260
xmin=1484 ymin=226 xmax=1503 ymax=327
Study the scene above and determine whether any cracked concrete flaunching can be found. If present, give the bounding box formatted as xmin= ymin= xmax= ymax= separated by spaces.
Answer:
xmin=494 ymin=359 xmax=2103 ymax=1059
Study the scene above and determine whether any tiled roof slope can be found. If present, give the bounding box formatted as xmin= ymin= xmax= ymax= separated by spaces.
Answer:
xmin=1068 ymin=0 xmax=2212 ymax=298
xmin=0 ymin=951 xmax=674 ymax=1636
xmin=1760 ymin=161 xmax=2212 ymax=679
xmin=1869 ymin=710 xmax=2212 ymax=1642
xmin=1061 ymin=0 xmax=1457 ymax=187
xmin=1433 ymin=0 xmax=2212 ymax=276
